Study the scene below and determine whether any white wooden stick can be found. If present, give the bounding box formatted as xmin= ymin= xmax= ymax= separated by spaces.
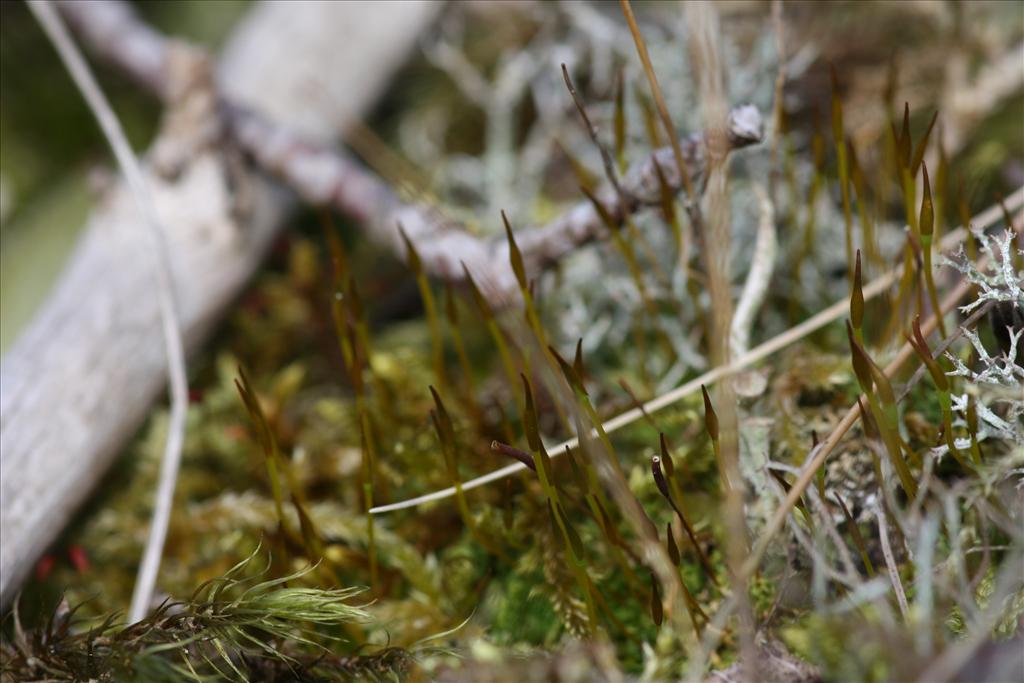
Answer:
xmin=0 ymin=0 xmax=438 ymax=611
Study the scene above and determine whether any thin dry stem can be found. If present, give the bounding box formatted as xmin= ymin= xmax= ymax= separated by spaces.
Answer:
xmin=683 ymin=1 xmax=755 ymax=670
xmin=619 ymin=0 xmax=698 ymax=204
xmin=769 ymin=0 xmax=786 ymax=189
xmin=730 ymin=184 xmax=777 ymax=357
xmin=877 ymin=506 xmax=910 ymax=621
xmin=27 ymin=0 xmax=189 ymax=624
xmin=561 ymin=63 xmax=627 ymax=207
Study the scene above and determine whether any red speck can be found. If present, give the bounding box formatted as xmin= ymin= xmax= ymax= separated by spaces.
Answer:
xmin=189 ymin=388 xmax=204 ymax=404
xmin=242 ymin=293 xmax=266 ymax=315
xmin=68 ymin=545 xmax=90 ymax=573
xmin=271 ymin=233 xmax=292 ymax=257
xmin=35 ymin=554 xmax=56 ymax=581
xmin=224 ymin=424 xmax=248 ymax=442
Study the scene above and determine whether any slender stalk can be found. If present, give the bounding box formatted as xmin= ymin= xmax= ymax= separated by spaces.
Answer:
xmin=359 ymin=410 xmax=379 ymax=593
xmin=620 ymin=0 xmax=697 ymax=204
xmin=401 ymin=229 xmax=448 ymax=390
xmin=444 ymin=285 xmax=482 ymax=423
xmin=54 ymin=0 xmax=761 ymax=307
xmin=462 ymin=265 xmax=523 ymax=415
xmin=920 ymin=163 xmax=948 ymax=337
xmin=830 ymin=65 xmax=855 ymax=281
xmin=877 ymin=507 xmax=910 ymax=621
xmin=28 ymin=0 xmax=190 ymax=624
xmin=832 ymin=493 xmax=875 ymax=577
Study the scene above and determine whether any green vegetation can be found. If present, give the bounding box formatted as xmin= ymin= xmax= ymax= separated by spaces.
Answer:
xmin=3 ymin=2 xmax=1023 ymax=681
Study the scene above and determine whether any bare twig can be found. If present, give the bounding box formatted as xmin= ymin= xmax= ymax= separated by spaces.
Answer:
xmin=56 ymin=0 xmax=761 ymax=308
xmin=730 ymin=184 xmax=777 ymax=357
xmin=561 ymin=63 xmax=627 ymax=207
xmin=370 ymin=187 xmax=1023 ymax=514
xmin=27 ymin=0 xmax=189 ymax=624
xmin=1 ymin=0 xmax=435 ymax=612
xmin=230 ymin=101 xmax=762 ymax=306
xmin=877 ymin=505 xmax=910 ymax=621
xmin=53 ymin=0 xmax=168 ymax=96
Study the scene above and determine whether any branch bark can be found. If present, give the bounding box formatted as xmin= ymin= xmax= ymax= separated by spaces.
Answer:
xmin=0 ymin=0 xmax=439 ymax=610
xmin=231 ymin=102 xmax=762 ymax=304
xmin=58 ymin=0 xmax=764 ymax=306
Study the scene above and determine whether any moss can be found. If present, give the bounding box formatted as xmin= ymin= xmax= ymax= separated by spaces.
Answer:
xmin=6 ymin=3 xmax=1024 ymax=681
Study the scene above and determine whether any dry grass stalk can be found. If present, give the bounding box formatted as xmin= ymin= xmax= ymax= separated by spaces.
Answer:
xmin=26 ymin=0 xmax=190 ymax=624
xmin=682 ymin=0 xmax=756 ymax=671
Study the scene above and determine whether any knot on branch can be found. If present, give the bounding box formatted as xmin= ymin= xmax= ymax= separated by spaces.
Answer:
xmin=628 ymin=104 xmax=763 ymax=205
xmin=152 ymin=42 xmax=221 ymax=179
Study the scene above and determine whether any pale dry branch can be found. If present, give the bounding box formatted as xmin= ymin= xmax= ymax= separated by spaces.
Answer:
xmin=57 ymin=0 xmax=763 ymax=308
xmin=234 ymin=103 xmax=762 ymax=307
xmin=0 ymin=0 xmax=437 ymax=610
xmin=730 ymin=184 xmax=777 ymax=358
